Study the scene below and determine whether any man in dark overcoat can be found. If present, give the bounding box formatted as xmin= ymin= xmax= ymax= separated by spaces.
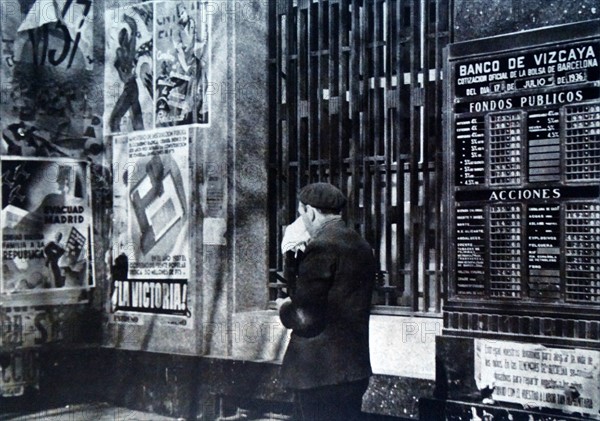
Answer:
xmin=277 ymin=182 xmax=376 ymax=420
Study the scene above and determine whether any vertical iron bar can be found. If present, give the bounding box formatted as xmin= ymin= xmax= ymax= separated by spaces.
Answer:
xmin=394 ymin=0 xmax=406 ymax=302
xmin=350 ymin=0 xmax=362 ymax=234
xmin=421 ymin=0 xmax=431 ymax=313
xmin=433 ymin=0 xmax=445 ymax=313
xmin=298 ymin=2 xmax=308 ymax=190
xmin=372 ymin=0 xmax=382 ymax=272
xmin=315 ymin=0 xmax=323 ymax=181
xmin=288 ymin=0 xmax=298 ymax=216
xmin=361 ymin=2 xmax=372 ymax=244
xmin=409 ymin=0 xmax=421 ymax=311
xmin=384 ymin=0 xmax=394 ymax=303
xmin=329 ymin=0 xmax=337 ymax=187
xmin=340 ymin=0 xmax=351 ymax=213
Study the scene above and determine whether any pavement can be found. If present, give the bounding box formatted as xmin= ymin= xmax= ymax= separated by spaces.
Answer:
xmin=0 ymin=402 xmax=182 ymax=421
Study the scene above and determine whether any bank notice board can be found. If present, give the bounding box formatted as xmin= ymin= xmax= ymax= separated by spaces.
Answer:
xmin=447 ymin=20 xmax=600 ymax=305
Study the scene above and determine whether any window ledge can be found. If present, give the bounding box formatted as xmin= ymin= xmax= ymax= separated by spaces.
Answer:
xmin=371 ymin=305 xmax=443 ymax=318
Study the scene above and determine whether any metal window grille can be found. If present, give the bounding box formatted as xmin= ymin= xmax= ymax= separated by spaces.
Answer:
xmin=268 ymin=0 xmax=450 ymax=313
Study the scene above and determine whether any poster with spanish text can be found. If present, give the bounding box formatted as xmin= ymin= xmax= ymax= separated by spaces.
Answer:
xmin=0 ymin=0 xmax=103 ymax=160
xmin=1 ymin=157 xmax=94 ymax=305
xmin=110 ymin=127 xmax=192 ymax=324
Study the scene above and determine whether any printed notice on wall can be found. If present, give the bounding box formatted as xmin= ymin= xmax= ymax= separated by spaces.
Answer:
xmin=0 ymin=306 xmax=88 ymax=348
xmin=475 ymin=339 xmax=600 ymax=418
xmin=104 ymin=2 xmax=154 ymax=135
xmin=127 ymin=127 xmax=190 ymax=280
xmin=1 ymin=157 xmax=94 ymax=303
xmin=0 ymin=350 xmax=38 ymax=397
xmin=111 ymin=128 xmax=192 ymax=326
xmin=104 ymin=1 xmax=211 ymax=135
xmin=0 ymin=0 xmax=104 ymax=161
xmin=155 ymin=1 xmax=210 ymax=126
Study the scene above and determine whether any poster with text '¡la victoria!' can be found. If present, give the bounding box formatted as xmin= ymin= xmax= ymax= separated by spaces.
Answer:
xmin=111 ymin=127 xmax=192 ymax=328
xmin=1 ymin=157 xmax=94 ymax=305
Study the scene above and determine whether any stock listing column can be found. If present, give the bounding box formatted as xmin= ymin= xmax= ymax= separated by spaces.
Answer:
xmin=422 ymin=19 xmax=600 ymax=421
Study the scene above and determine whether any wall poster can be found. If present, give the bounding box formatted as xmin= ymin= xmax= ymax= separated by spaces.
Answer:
xmin=0 ymin=349 xmax=38 ymax=397
xmin=155 ymin=1 xmax=209 ymax=127
xmin=475 ymin=339 xmax=600 ymax=419
xmin=104 ymin=2 xmax=155 ymax=135
xmin=111 ymin=127 xmax=192 ymax=327
xmin=1 ymin=157 xmax=94 ymax=304
xmin=0 ymin=0 xmax=103 ymax=159
xmin=104 ymin=1 xmax=210 ymax=135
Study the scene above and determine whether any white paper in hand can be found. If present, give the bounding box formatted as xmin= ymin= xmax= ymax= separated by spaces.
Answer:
xmin=281 ymin=216 xmax=311 ymax=255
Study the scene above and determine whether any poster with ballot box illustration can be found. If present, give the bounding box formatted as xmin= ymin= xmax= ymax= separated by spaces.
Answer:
xmin=1 ymin=157 xmax=94 ymax=303
xmin=110 ymin=127 xmax=191 ymax=323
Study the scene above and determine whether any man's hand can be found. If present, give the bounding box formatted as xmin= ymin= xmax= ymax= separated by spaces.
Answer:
xmin=275 ymin=296 xmax=292 ymax=311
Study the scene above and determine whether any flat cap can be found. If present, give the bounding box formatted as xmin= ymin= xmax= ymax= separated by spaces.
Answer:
xmin=298 ymin=182 xmax=347 ymax=211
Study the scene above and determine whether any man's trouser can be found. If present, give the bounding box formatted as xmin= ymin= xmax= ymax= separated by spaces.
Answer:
xmin=293 ymin=378 xmax=370 ymax=421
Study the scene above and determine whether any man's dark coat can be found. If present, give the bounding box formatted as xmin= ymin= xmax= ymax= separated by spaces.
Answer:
xmin=279 ymin=219 xmax=376 ymax=389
